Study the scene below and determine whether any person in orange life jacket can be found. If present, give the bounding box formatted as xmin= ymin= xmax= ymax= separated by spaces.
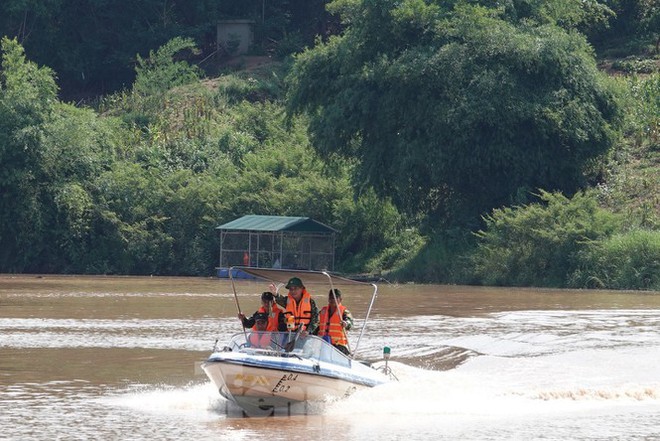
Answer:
xmin=316 ymin=289 xmax=354 ymax=356
xmin=238 ymin=292 xmax=287 ymax=332
xmin=247 ymin=312 xmax=272 ymax=348
xmin=270 ymin=277 xmax=319 ymax=336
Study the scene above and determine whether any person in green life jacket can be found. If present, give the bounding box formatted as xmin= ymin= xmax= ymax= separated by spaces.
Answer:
xmin=316 ymin=288 xmax=353 ymax=356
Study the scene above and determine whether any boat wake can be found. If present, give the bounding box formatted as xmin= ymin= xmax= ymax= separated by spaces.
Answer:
xmin=99 ymin=351 xmax=660 ymax=424
xmin=383 ymin=345 xmax=480 ymax=371
xmin=326 ymin=354 xmax=660 ymax=419
xmin=100 ymin=307 xmax=660 ymax=422
xmin=528 ymin=386 xmax=660 ymax=401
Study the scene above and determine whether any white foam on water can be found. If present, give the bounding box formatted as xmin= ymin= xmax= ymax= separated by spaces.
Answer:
xmin=101 ymin=381 xmax=226 ymax=419
xmin=327 ymin=342 xmax=660 ymax=423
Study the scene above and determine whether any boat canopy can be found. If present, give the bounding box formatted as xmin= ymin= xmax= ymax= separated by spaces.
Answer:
xmin=231 ymin=266 xmax=371 ymax=286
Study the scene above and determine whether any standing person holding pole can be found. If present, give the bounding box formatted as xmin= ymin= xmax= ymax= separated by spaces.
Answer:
xmin=317 ymin=289 xmax=353 ymax=356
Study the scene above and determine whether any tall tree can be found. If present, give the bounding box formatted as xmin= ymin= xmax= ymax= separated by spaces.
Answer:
xmin=286 ymin=0 xmax=622 ymax=225
xmin=0 ymin=37 xmax=58 ymax=271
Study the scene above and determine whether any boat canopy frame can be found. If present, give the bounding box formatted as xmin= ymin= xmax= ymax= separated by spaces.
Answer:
xmin=217 ymin=215 xmax=337 ymax=272
xmin=229 ymin=266 xmax=378 ymax=359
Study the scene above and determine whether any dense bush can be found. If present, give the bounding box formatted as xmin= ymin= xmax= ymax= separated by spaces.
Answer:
xmin=133 ymin=37 xmax=202 ymax=97
xmin=472 ymin=190 xmax=623 ymax=287
xmin=333 ymin=189 xmax=425 ymax=274
xmin=391 ymin=229 xmax=476 ymax=284
xmin=598 ymin=74 xmax=659 ymax=230
xmin=0 ymin=37 xmax=415 ymax=275
xmin=611 ymin=57 xmax=660 ymax=74
xmin=287 ymin=1 xmax=622 ymax=227
xmin=466 ymin=72 xmax=659 ymax=289
xmin=570 ymin=229 xmax=660 ymax=290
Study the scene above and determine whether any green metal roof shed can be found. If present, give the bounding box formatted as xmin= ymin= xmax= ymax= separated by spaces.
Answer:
xmin=216 ymin=215 xmax=337 ymax=273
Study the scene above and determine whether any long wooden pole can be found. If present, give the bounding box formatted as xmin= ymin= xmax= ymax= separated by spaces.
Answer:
xmin=229 ymin=267 xmax=248 ymax=341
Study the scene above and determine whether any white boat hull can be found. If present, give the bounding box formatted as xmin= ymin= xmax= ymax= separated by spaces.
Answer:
xmin=203 ymin=360 xmax=367 ymax=415
xmin=202 ymin=334 xmax=389 ymax=416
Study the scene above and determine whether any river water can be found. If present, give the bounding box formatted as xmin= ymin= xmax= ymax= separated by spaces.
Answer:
xmin=1 ymin=275 xmax=659 ymax=440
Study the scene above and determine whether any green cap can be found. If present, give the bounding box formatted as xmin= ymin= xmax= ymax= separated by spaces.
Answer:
xmin=285 ymin=277 xmax=304 ymax=289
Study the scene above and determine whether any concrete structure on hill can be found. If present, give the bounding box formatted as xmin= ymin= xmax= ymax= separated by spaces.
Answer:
xmin=217 ymin=19 xmax=254 ymax=55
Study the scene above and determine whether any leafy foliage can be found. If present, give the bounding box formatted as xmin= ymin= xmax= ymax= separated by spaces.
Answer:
xmin=570 ymin=229 xmax=660 ymax=290
xmin=0 ymin=37 xmax=58 ymax=271
xmin=598 ymin=74 xmax=659 ymax=230
xmin=0 ymin=37 xmax=413 ymax=275
xmin=481 ymin=0 xmax=615 ymax=34
xmin=0 ymin=15 xmax=656 ymax=288
xmin=287 ymin=1 xmax=622 ymax=225
xmin=0 ymin=0 xmax=336 ymax=98
xmin=472 ymin=190 xmax=623 ymax=286
xmin=0 ymin=0 xmax=653 ymax=99
xmin=133 ymin=37 xmax=202 ymax=97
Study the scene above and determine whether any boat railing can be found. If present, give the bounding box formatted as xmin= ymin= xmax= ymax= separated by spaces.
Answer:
xmin=227 ymin=332 xmax=351 ymax=368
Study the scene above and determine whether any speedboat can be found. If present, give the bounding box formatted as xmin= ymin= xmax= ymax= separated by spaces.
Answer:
xmin=201 ymin=267 xmax=393 ymax=416
xmin=203 ymin=331 xmax=390 ymax=416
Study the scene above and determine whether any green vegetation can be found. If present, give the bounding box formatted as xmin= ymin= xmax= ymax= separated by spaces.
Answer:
xmin=287 ymin=0 xmax=622 ymax=223
xmin=571 ymin=229 xmax=660 ymax=290
xmin=0 ymin=35 xmax=413 ymax=275
xmin=0 ymin=0 xmax=335 ymax=99
xmin=472 ymin=190 xmax=624 ymax=287
xmin=0 ymin=1 xmax=658 ymax=289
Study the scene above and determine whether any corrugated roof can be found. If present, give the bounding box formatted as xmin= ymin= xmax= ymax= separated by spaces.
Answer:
xmin=216 ymin=215 xmax=337 ymax=233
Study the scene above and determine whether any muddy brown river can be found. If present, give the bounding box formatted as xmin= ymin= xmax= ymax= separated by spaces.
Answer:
xmin=1 ymin=275 xmax=659 ymax=440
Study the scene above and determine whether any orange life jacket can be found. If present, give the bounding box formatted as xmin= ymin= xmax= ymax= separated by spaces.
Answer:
xmin=318 ymin=304 xmax=348 ymax=346
xmin=285 ymin=289 xmax=312 ymax=329
xmin=248 ymin=331 xmax=271 ymax=348
xmin=255 ymin=305 xmax=283 ymax=332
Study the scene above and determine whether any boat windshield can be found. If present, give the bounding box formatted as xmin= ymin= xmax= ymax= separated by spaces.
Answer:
xmin=227 ymin=332 xmax=351 ymax=368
